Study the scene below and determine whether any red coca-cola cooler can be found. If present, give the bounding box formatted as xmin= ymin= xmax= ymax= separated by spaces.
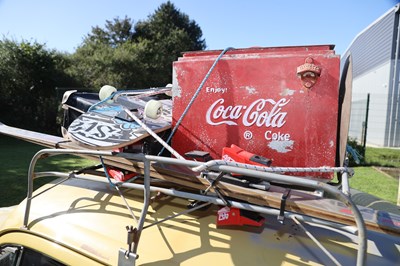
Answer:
xmin=171 ymin=45 xmax=340 ymax=180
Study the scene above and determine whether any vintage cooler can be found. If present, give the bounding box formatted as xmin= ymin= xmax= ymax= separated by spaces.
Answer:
xmin=171 ymin=45 xmax=340 ymax=179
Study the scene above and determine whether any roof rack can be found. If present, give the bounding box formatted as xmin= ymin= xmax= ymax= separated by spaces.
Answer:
xmin=24 ymin=148 xmax=367 ymax=266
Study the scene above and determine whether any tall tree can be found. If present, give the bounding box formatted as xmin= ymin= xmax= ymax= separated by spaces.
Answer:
xmin=133 ymin=1 xmax=205 ymax=51
xmin=85 ymin=16 xmax=135 ymax=47
xmin=133 ymin=1 xmax=206 ymax=85
xmin=70 ymin=1 xmax=206 ymax=89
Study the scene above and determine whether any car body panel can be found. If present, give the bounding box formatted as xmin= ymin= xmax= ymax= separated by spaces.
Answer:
xmin=1 ymin=177 xmax=399 ymax=265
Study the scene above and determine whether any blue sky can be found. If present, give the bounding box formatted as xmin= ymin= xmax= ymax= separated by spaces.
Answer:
xmin=0 ymin=0 xmax=398 ymax=55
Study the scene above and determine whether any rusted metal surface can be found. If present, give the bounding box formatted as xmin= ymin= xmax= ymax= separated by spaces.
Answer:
xmin=172 ymin=46 xmax=340 ymax=179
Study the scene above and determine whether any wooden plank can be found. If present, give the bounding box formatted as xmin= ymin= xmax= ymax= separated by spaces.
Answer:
xmin=338 ymin=55 xmax=353 ymax=167
xmin=0 ymin=123 xmax=70 ymax=148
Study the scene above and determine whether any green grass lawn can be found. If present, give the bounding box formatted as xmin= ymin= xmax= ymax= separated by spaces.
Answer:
xmin=0 ymin=135 xmax=94 ymax=207
xmin=351 ymin=166 xmax=398 ymax=205
xmin=350 ymin=146 xmax=400 ymax=205
xmin=0 ymin=134 xmax=399 ymax=206
xmin=364 ymin=147 xmax=400 ymax=168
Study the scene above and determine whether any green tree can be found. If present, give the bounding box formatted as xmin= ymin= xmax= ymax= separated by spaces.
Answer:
xmin=69 ymin=1 xmax=206 ymax=89
xmin=132 ymin=1 xmax=206 ymax=86
xmin=134 ymin=1 xmax=205 ymax=51
xmin=0 ymin=39 xmax=75 ymax=133
xmin=69 ymin=40 xmax=147 ymax=89
xmin=85 ymin=16 xmax=135 ymax=47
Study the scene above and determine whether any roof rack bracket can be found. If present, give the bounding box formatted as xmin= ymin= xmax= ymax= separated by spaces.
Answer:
xmin=118 ymin=248 xmax=138 ymax=266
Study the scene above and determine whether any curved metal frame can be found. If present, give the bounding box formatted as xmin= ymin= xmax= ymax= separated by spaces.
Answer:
xmin=23 ymin=149 xmax=367 ymax=266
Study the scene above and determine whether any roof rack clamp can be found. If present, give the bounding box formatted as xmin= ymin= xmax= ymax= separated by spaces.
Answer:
xmin=277 ymin=189 xmax=291 ymax=224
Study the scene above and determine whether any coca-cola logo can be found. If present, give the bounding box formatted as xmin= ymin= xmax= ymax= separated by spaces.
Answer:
xmin=205 ymin=98 xmax=290 ymax=128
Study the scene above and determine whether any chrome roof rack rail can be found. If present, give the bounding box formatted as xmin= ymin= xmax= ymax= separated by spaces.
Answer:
xmin=23 ymin=148 xmax=367 ymax=266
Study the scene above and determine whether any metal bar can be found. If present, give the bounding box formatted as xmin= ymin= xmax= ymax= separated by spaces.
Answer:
xmin=278 ymin=189 xmax=291 ymax=223
xmin=24 ymin=152 xmax=43 ymax=228
xmin=131 ymin=158 xmax=151 ymax=255
xmin=123 ymin=108 xmax=185 ymax=160
xmin=292 ymin=217 xmax=342 ymax=266
xmin=362 ymin=93 xmax=370 ymax=153
xmin=341 ymin=169 xmax=350 ymax=195
xmin=22 ymin=149 xmax=137 ymax=228
xmin=119 ymin=153 xmax=349 ymax=175
xmin=116 ymin=173 xmax=366 ymax=265
xmin=192 ymin=159 xmax=348 ymax=173
xmin=198 ymin=164 xmax=367 ymax=266
xmin=54 ymin=171 xmax=357 ymax=234
xmin=115 ymin=186 xmax=138 ymax=225
xmin=113 ymin=87 xmax=171 ymax=101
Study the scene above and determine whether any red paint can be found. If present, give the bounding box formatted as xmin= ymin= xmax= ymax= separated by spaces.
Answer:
xmin=107 ymin=168 xmax=137 ymax=182
xmin=217 ymin=207 xmax=265 ymax=227
xmin=340 ymin=208 xmax=353 ymax=215
xmin=172 ymin=46 xmax=340 ymax=180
